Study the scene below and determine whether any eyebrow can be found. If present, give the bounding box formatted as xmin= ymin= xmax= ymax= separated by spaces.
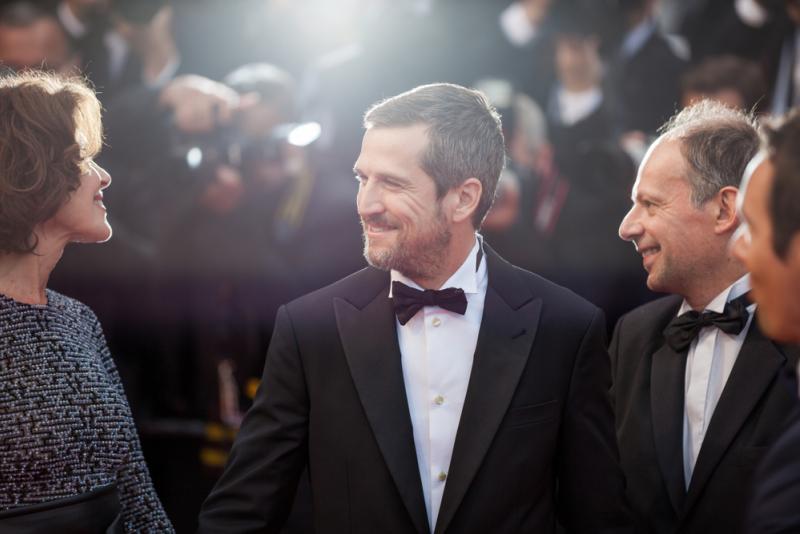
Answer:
xmin=633 ymin=190 xmax=658 ymax=203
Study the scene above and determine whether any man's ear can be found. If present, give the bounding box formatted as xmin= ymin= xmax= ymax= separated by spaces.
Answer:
xmin=714 ymin=186 xmax=740 ymax=234
xmin=450 ymin=178 xmax=482 ymax=224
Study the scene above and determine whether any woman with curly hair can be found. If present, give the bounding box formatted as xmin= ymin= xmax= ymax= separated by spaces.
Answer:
xmin=0 ymin=71 xmax=173 ymax=533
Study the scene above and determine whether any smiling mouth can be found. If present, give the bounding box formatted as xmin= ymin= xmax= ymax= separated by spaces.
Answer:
xmin=640 ymin=246 xmax=660 ymax=257
xmin=362 ymin=219 xmax=398 ymax=234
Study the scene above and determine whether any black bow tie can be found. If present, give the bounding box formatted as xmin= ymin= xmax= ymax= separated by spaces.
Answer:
xmin=391 ymin=281 xmax=468 ymax=325
xmin=663 ymin=293 xmax=751 ymax=353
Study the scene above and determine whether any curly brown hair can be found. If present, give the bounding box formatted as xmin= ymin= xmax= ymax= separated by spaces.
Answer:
xmin=0 ymin=71 xmax=102 ymax=254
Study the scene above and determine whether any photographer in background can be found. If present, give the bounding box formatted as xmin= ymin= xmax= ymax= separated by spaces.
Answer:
xmin=96 ymin=63 xmax=359 ymax=532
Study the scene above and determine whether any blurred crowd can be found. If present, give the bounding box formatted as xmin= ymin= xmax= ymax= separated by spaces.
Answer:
xmin=0 ymin=0 xmax=796 ymax=529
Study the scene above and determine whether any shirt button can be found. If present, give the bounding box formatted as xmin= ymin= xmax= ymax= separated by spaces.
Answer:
xmin=433 ymin=395 xmax=444 ymax=405
xmin=432 ymin=317 xmax=442 ymax=327
xmin=437 ymin=471 xmax=447 ymax=482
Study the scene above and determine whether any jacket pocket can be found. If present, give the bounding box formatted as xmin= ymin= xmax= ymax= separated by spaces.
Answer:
xmin=502 ymin=399 xmax=559 ymax=429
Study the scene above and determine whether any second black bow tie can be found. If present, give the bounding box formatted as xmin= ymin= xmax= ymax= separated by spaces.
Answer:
xmin=663 ymin=293 xmax=751 ymax=353
xmin=392 ymin=281 xmax=468 ymax=325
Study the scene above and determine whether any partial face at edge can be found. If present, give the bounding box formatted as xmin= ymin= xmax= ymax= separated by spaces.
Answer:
xmin=733 ymin=155 xmax=800 ymax=343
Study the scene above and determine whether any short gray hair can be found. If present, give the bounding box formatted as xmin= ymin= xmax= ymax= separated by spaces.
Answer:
xmin=659 ymin=99 xmax=759 ymax=206
xmin=363 ymin=83 xmax=506 ymax=227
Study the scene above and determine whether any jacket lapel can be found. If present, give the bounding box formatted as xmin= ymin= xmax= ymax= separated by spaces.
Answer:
xmin=650 ymin=340 xmax=688 ymax=515
xmin=684 ymin=319 xmax=786 ymax=511
xmin=434 ymin=248 xmax=542 ymax=534
xmin=334 ymin=268 xmax=429 ymax=534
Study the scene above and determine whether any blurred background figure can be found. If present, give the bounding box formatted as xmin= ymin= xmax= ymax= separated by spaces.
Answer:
xmin=0 ymin=1 xmax=77 ymax=74
xmin=55 ymin=0 xmax=179 ymax=98
xmin=681 ymin=55 xmax=768 ymax=111
xmin=3 ymin=0 xmax=800 ymax=530
xmin=607 ymin=0 xmax=688 ymax=137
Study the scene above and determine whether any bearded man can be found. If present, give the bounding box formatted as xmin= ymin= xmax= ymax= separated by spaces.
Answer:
xmin=197 ymin=83 xmax=631 ymax=534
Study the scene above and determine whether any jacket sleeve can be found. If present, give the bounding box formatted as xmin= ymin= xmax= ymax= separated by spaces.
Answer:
xmin=197 ymin=304 xmax=309 ymax=534
xmin=557 ymin=308 xmax=634 ymax=534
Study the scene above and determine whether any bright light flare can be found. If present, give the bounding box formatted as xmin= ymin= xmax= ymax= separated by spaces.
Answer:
xmin=287 ymin=122 xmax=322 ymax=147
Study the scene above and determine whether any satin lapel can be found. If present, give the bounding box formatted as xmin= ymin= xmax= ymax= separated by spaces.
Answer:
xmin=650 ymin=342 xmax=688 ymax=515
xmin=684 ymin=322 xmax=786 ymax=511
xmin=434 ymin=250 xmax=542 ymax=534
xmin=334 ymin=285 xmax=429 ymax=534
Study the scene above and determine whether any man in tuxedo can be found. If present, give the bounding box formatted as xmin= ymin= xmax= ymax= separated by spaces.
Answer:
xmin=197 ymin=83 xmax=631 ymax=533
xmin=733 ymin=109 xmax=800 ymax=533
xmin=612 ymin=99 xmax=799 ymax=534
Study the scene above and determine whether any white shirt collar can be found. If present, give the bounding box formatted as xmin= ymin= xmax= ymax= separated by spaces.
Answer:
xmin=620 ymin=18 xmax=656 ymax=59
xmin=556 ymin=85 xmax=604 ymax=126
xmin=389 ymin=235 xmax=484 ymax=296
xmin=678 ymin=274 xmax=752 ymax=315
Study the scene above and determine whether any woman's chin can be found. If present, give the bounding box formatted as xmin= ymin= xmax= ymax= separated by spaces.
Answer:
xmin=72 ymin=225 xmax=113 ymax=244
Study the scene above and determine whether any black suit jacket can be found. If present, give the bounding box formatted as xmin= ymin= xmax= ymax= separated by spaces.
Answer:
xmin=747 ymin=407 xmax=800 ymax=534
xmin=611 ymin=295 xmax=799 ymax=534
xmin=197 ymin=248 xmax=631 ymax=533
xmin=608 ymin=30 xmax=687 ymax=136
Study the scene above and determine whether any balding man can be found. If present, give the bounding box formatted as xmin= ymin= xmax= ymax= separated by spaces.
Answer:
xmin=611 ymin=100 xmax=799 ymax=534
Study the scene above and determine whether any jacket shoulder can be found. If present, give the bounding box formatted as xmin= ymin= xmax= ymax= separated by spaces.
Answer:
xmin=613 ymin=294 xmax=682 ymax=345
xmin=283 ymin=266 xmax=386 ymax=316
xmin=495 ymin=258 xmax=602 ymax=329
xmin=619 ymin=294 xmax=682 ymax=326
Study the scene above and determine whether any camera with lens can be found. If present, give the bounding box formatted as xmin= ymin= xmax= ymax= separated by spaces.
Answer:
xmin=172 ymin=120 xmax=321 ymax=185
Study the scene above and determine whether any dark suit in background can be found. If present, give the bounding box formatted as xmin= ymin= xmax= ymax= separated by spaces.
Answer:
xmin=608 ymin=27 xmax=687 ymax=136
xmin=198 ymin=248 xmax=631 ymax=534
xmin=747 ymin=407 xmax=800 ymax=534
xmin=611 ymin=296 xmax=799 ymax=534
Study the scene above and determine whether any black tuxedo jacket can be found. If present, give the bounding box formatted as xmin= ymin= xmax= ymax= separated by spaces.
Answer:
xmin=747 ymin=408 xmax=800 ymax=534
xmin=611 ymin=295 xmax=799 ymax=534
xmin=197 ymin=248 xmax=631 ymax=533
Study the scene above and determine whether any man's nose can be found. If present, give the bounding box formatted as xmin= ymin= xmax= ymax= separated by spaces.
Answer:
xmin=356 ymin=181 xmax=383 ymax=217
xmin=618 ymin=207 xmax=642 ymax=242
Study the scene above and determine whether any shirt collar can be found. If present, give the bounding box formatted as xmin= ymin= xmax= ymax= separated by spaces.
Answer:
xmin=389 ymin=234 xmax=485 ymax=296
xmin=678 ymin=274 xmax=752 ymax=315
xmin=58 ymin=1 xmax=88 ymax=38
xmin=620 ymin=18 xmax=656 ymax=59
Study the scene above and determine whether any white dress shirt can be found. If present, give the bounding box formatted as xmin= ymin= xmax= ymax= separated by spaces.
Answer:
xmin=390 ymin=236 xmax=488 ymax=530
xmin=681 ymin=275 xmax=755 ymax=487
xmin=556 ymin=86 xmax=604 ymax=126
